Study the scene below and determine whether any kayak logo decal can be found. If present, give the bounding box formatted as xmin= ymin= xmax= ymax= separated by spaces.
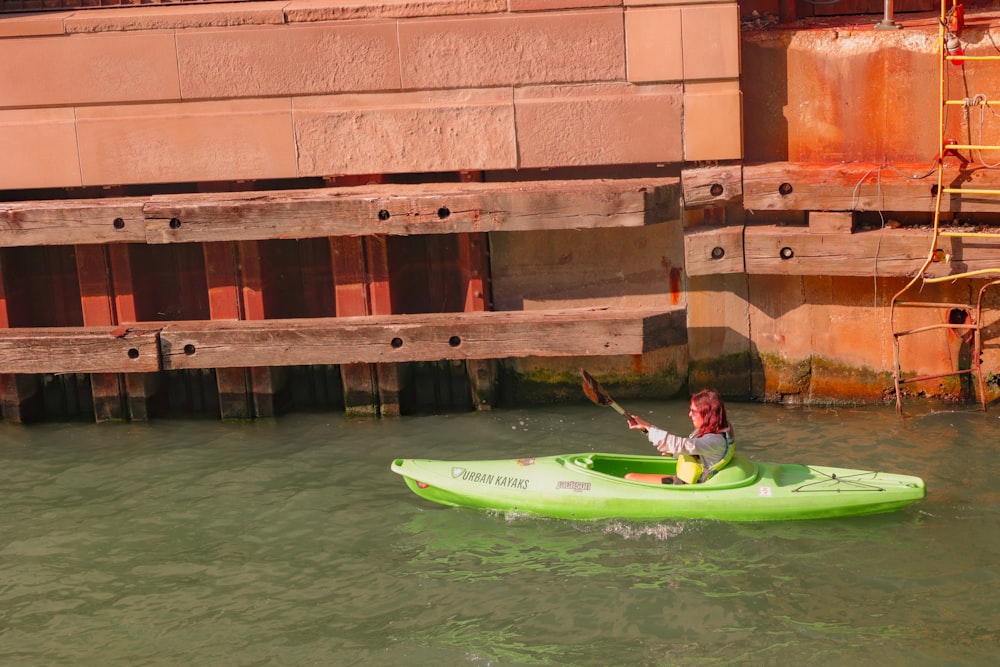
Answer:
xmin=556 ymin=481 xmax=591 ymax=493
xmin=453 ymin=467 xmax=529 ymax=490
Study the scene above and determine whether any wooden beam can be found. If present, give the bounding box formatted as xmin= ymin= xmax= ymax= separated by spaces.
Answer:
xmin=744 ymin=160 xmax=1000 ymax=214
xmin=687 ymin=224 xmax=1000 ymax=278
xmin=0 ymin=198 xmax=147 ymax=247
xmin=681 ymin=164 xmax=743 ymax=209
xmin=140 ymin=178 xmax=681 ymax=243
xmin=0 ymin=308 xmax=686 ymax=376
xmin=808 ymin=211 xmax=855 ymax=234
xmin=742 ymin=225 xmax=963 ymax=277
xmin=684 ymin=227 xmax=746 ymax=276
xmin=0 ymin=326 xmax=160 ymax=374
xmin=743 ymin=162 xmax=943 ymax=213
xmin=0 ymin=179 xmax=680 ymax=256
xmin=158 ymin=307 xmax=687 ymax=370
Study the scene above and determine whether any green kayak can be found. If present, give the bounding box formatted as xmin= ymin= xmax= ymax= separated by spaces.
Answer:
xmin=390 ymin=452 xmax=926 ymax=521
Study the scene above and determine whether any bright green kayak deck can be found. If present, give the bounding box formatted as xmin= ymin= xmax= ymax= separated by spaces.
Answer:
xmin=390 ymin=453 xmax=926 ymax=521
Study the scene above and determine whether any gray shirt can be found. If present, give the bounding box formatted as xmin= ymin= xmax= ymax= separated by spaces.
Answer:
xmin=644 ymin=426 xmax=734 ymax=471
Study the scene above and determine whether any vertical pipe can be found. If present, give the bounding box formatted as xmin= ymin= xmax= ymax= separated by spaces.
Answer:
xmin=874 ymin=0 xmax=901 ymax=30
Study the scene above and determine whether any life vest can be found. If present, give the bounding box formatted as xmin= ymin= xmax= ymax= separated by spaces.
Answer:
xmin=676 ymin=434 xmax=735 ymax=485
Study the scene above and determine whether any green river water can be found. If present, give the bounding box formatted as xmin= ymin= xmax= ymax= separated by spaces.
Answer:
xmin=0 ymin=399 xmax=997 ymax=666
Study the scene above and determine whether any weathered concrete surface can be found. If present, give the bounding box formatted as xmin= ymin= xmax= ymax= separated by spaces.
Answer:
xmin=680 ymin=13 xmax=1000 ymax=406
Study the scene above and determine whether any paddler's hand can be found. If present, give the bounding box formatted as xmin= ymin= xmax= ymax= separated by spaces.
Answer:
xmin=628 ymin=415 xmax=651 ymax=431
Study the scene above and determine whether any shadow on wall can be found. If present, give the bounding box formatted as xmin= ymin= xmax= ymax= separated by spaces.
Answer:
xmin=687 ymin=326 xmax=766 ymax=401
xmin=741 ymin=30 xmax=789 ymax=162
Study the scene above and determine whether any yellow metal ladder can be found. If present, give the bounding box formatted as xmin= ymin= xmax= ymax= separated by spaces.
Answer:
xmin=890 ymin=0 xmax=1000 ymax=412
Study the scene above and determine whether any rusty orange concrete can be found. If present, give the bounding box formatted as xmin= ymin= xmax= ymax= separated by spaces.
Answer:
xmin=741 ymin=17 xmax=942 ymax=163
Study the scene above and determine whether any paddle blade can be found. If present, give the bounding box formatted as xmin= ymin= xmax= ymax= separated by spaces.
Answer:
xmin=580 ymin=369 xmax=613 ymax=407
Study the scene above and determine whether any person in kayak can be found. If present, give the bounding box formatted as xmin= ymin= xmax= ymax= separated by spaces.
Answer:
xmin=625 ymin=389 xmax=734 ymax=485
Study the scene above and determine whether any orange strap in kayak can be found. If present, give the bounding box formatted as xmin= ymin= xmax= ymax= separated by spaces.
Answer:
xmin=625 ymin=472 xmax=674 ymax=484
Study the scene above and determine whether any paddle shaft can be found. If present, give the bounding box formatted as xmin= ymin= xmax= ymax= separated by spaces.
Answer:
xmin=579 ymin=369 xmax=646 ymax=432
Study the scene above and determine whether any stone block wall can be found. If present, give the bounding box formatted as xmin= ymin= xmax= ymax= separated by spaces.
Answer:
xmin=0 ymin=0 xmax=743 ymax=191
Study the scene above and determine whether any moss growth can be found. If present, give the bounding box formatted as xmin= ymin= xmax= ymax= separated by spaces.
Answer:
xmin=688 ymin=352 xmax=759 ymax=400
xmin=496 ymin=360 xmax=685 ymax=407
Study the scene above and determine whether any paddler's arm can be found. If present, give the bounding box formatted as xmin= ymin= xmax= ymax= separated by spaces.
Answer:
xmin=628 ymin=417 xmax=693 ymax=457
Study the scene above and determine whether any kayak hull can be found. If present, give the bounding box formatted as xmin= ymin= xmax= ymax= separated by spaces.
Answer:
xmin=390 ymin=453 xmax=926 ymax=521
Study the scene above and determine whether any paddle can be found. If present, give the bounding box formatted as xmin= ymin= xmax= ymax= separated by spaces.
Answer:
xmin=579 ymin=368 xmax=647 ymax=432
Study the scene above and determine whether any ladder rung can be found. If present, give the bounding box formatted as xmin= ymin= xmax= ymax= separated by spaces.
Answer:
xmin=945 ymin=55 xmax=1000 ymax=61
xmin=945 ymin=99 xmax=1000 ymax=105
xmin=924 ymin=269 xmax=1000 ymax=282
xmin=942 ymin=187 xmax=1000 ymax=196
xmin=939 ymin=230 xmax=1000 ymax=239
xmin=893 ymin=301 xmax=975 ymax=309
xmin=940 ymin=145 xmax=1000 ymax=152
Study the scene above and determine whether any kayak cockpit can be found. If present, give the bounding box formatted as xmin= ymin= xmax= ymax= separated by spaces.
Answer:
xmin=562 ymin=453 xmax=759 ymax=489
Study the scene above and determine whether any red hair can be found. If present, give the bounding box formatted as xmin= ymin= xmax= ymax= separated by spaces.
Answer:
xmin=691 ymin=389 xmax=730 ymax=437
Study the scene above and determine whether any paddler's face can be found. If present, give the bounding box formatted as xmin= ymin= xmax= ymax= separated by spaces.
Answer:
xmin=689 ymin=403 xmax=704 ymax=430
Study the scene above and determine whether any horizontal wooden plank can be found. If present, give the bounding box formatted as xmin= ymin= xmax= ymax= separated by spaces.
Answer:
xmin=142 ymin=178 xmax=682 ymax=243
xmin=0 ymin=197 xmax=147 ymax=246
xmin=0 ymin=309 xmax=685 ymax=374
xmin=689 ymin=224 xmax=1000 ymax=278
xmin=681 ymin=165 xmax=742 ymax=209
xmin=684 ymin=226 xmax=746 ymax=276
xmin=158 ymin=307 xmax=687 ymax=369
xmin=0 ymin=326 xmax=160 ymax=374
xmin=743 ymin=161 xmax=958 ymax=213
xmin=742 ymin=225 xmax=963 ymax=277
